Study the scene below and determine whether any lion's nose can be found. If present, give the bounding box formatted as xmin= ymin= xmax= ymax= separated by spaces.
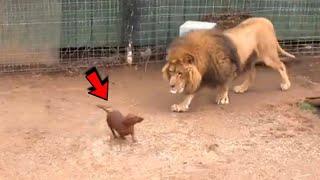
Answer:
xmin=170 ymin=85 xmax=175 ymax=88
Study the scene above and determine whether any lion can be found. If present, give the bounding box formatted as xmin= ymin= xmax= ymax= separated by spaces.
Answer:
xmin=162 ymin=17 xmax=295 ymax=112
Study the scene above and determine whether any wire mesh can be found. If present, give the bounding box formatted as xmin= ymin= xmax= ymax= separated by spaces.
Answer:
xmin=0 ymin=0 xmax=319 ymax=73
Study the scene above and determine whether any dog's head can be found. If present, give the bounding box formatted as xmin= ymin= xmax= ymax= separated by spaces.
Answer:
xmin=122 ymin=114 xmax=144 ymax=127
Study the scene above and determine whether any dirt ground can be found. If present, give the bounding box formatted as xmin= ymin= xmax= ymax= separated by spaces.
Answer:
xmin=0 ymin=57 xmax=319 ymax=180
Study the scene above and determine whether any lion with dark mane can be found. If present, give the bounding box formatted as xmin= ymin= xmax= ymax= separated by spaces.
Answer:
xmin=162 ymin=17 xmax=295 ymax=112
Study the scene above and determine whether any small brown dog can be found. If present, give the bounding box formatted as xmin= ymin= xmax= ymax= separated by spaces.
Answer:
xmin=97 ymin=105 xmax=144 ymax=142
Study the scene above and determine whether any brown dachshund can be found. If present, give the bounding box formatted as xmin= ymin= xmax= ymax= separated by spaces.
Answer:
xmin=97 ymin=105 xmax=144 ymax=142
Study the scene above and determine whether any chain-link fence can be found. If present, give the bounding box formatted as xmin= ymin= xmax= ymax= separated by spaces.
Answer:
xmin=0 ymin=0 xmax=319 ymax=73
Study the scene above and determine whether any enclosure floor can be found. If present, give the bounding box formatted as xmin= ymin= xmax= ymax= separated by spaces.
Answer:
xmin=0 ymin=58 xmax=319 ymax=179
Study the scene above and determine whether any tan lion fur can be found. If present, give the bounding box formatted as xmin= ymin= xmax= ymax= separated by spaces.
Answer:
xmin=162 ymin=17 xmax=295 ymax=112
xmin=224 ymin=17 xmax=295 ymax=94
xmin=224 ymin=17 xmax=295 ymax=67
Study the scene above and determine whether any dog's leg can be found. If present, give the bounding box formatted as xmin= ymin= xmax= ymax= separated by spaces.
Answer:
xmin=171 ymin=94 xmax=194 ymax=112
xmin=233 ymin=64 xmax=256 ymax=93
xmin=216 ymin=83 xmax=230 ymax=105
xmin=263 ymin=56 xmax=291 ymax=90
xmin=131 ymin=129 xmax=137 ymax=142
xmin=108 ymin=123 xmax=118 ymax=139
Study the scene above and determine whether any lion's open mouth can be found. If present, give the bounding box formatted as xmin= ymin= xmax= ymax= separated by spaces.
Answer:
xmin=170 ymin=87 xmax=184 ymax=94
xmin=170 ymin=89 xmax=177 ymax=94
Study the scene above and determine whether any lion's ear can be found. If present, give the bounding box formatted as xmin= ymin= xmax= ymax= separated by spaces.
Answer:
xmin=183 ymin=53 xmax=194 ymax=64
xmin=161 ymin=63 xmax=170 ymax=80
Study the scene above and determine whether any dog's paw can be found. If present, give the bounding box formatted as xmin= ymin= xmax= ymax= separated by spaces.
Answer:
xmin=233 ymin=85 xmax=247 ymax=94
xmin=280 ymin=82 xmax=291 ymax=91
xmin=216 ymin=96 xmax=229 ymax=105
xmin=171 ymin=104 xmax=188 ymax=112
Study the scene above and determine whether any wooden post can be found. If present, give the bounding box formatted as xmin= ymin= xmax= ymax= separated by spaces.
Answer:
xmin=305 ymin=97 xmax=320 ymax=107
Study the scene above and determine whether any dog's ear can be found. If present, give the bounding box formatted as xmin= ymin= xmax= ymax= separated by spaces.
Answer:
xmin=122 ymin=114 xmax=144 ymax=126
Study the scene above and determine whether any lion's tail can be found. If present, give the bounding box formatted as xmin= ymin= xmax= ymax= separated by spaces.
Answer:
xmin=277 ymin=43 xmax=296 ymax=59
xmin=96 ymin=104 xmax=112 ymax=113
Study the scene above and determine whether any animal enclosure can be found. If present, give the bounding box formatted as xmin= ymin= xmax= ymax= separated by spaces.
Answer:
xmin=1 ymin=1 xmax=320 ymax=179
xmin=0 ymin=0 xmax=319 ymax=73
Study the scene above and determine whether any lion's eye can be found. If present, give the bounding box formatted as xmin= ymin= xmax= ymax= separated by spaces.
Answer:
xmin=177 ymin=72 xmax=182 ymax=76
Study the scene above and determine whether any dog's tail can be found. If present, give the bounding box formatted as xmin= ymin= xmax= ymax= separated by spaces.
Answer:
xmin=96 ymin=104 xmax=112 ymax=113
xmin=277 ymin=43 xmax=296 ymax=59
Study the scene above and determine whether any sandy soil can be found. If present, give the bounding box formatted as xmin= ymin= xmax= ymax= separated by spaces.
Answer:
xmin=0 ymin=57 xmax=319 ymax=180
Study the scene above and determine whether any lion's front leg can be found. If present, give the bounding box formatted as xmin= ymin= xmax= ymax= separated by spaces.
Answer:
xmin=233 ymin=63 xmax=256 ymax=94
xmin=216 ymin=84 xmax=230 ymax=105
xmin=171 ymin=94 xmax=194 ymax=112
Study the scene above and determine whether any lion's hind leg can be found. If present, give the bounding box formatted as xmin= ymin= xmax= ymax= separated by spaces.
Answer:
xmin=262 ymin=55 xmax=291 ymax=91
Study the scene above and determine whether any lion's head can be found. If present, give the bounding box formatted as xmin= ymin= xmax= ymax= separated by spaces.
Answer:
xmin=161 ymin=47 xmax=202 ymax=94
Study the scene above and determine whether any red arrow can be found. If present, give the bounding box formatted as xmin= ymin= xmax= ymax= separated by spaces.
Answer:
xmin=85 ymin=67 xmax=109 ymax=101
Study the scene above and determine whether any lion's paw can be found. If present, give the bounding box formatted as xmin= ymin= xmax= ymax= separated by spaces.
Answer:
xmin=216 ymin=96 xmax=229 ymax=105
xmin=171 ymin=104 xmax=188 ymax=112
xmin=280 ymin=82 xmax=291 ymax=91
xmin=233 ymin=85 xmax=247 ymax=94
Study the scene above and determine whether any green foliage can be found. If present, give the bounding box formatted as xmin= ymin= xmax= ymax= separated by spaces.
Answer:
xmin=298 ymin=102 xmax=318 ymax=113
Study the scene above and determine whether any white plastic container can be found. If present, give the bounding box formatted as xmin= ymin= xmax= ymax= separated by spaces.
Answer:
xmin=179 ymin=20 xmax=216 ymax=36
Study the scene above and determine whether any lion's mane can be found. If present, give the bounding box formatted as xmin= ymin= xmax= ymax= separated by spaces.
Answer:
xmin=162 ymin=29 xmax=240 ymax=94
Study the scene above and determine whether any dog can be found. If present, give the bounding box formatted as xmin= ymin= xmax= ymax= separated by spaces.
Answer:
xmin=96 ymin=105 xmax=144 ymax=142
